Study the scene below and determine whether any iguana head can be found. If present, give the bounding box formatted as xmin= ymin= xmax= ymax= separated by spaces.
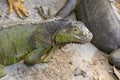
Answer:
xmin=55 ymin=20 xmax=93 ymax=44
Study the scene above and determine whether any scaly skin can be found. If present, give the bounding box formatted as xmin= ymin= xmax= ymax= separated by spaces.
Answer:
xmin=8 ymin=0 xmax=28 ymax=18
xmin=0 ymin=18 xmax=93 ymax=78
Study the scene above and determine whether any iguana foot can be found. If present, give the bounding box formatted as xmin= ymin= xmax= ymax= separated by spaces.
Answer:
xmin=0 ymin=65 xmax=6 ymax=78
xmin=41 ymin=52 xmax=55 ymax=63
xmin=35 ymin=6 xmax=52 ymax=19
xmin=8 ymin=0 xmax=28 ymax=18
xmin=41 ymin=46 xmax=59 ymax=63
xmin=24 ymin=42 xmax=53 ymax=65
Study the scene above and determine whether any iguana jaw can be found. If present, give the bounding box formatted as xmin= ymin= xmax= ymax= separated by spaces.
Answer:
xmin=73 ymin=32 xmax=93 ymax=43
xmin=55 ymin=29 xmax=93 ymax=45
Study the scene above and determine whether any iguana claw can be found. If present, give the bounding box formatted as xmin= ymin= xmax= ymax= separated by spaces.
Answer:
xmin=8 ymin=0 xmax=28 ymax=18
xmin=35 ymin=6 xmax=52 ymax=19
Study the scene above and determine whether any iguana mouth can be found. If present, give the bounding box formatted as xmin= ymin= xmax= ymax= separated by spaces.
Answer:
xmin=73 ymin=32 xmax=93 ymax=43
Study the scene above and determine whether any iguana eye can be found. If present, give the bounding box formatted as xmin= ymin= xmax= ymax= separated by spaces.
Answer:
xmin=72 ymin=27 xmax=79 ymax=33
xmin=73 ymin=28 xmax=78 ymax=31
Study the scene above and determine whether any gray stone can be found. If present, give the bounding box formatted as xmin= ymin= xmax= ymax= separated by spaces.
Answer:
xmin=0 ymin=0 xmax=116 ymax=80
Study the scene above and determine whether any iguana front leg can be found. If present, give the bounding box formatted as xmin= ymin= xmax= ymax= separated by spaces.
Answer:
xmin=0 ymin=65 xmax=6 ymax=78
xmin=41 ymin=45 xmax=60 ymax=62
xmin=8 ymin=0 xmax=28 ymax=18
xmin=24 ymin=42 xmax=53 ymax=65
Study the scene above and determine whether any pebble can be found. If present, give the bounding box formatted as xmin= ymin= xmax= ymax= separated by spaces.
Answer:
xmin=74 ymin=67 xmax=86 ymax=77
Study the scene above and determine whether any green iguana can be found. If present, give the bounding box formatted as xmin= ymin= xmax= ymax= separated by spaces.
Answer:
xmin=0 ymin=17 xmax=93 ymax=78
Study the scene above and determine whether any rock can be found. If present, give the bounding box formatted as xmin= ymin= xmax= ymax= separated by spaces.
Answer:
xmin=0 ymin=43 xmax=115 ymax=80
xmin=0 ymin=0 xmax=116 ymax=80
xmin=74 ymin=67 xmax=86 ymax=77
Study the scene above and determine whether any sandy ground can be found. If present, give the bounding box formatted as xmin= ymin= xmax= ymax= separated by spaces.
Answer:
xmin=0 ymin=0 xmax=116 ymax=80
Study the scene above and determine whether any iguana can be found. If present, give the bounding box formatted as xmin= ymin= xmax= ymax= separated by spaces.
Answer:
xmin=7 ymin=0 xmax=28 ymax=18
xmin=0 ymin=17 xmax=93 ymax=78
